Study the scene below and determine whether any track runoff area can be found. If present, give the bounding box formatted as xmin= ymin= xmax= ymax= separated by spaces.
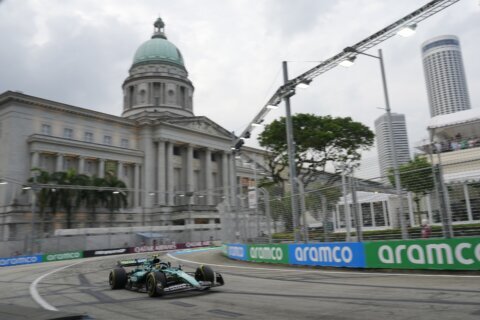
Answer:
xmin=0 ymin=246 xmax=475 ymax=320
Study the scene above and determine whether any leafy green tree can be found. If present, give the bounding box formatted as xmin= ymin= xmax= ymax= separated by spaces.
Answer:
xmin=388 ymin=156 xmax=434 ymax=212
xmin=258 ymin=113 xmax=374 ymax=188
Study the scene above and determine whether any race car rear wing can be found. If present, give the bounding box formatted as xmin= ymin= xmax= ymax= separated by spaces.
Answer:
xmin=117 ymin=258 xmax=147 ymax=267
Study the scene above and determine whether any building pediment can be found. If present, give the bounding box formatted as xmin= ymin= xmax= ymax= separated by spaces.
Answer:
xmin=162 ymin=116 xmax=233 ymax=139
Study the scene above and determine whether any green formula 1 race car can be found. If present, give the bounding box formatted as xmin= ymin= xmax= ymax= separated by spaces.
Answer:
xmin=109 ymin=255 xmax=225 ymax=297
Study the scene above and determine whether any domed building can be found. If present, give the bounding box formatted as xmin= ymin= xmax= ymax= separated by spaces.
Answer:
xmin=122 ymin=18 xmax=194 ymax=119
xmin=0 ymin=18 xmax=266 ymax=254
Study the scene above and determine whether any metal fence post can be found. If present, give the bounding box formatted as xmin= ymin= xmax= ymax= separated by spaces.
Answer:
xmin=341 ymin=171 xmax=352 ymax=241
xmin=258 ymin=188 xmax=273 ymax=243
xmin=349 ymin=174 xmax=363 ymax=242
xmin=435 ymin=164 xmax=454 ymax=238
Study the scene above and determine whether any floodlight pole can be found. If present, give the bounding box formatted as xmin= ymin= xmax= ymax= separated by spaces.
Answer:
xmin=282 ymin=61 xmax=300 ymax=243
xmin=377 ymin=49 xmax=408 ymax=239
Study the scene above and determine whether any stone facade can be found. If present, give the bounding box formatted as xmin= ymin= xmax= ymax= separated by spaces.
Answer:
xmin=0 ymin=18 xmax=267 ymax=243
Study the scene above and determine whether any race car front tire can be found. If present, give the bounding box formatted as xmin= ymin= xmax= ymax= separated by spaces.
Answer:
xmin=146 ymin=271 xmax=167 ymax=297
xmin=109 ymin=268 xmax=127 ymax=289
xmin=195 ymin=265 xmax=215 ymax=282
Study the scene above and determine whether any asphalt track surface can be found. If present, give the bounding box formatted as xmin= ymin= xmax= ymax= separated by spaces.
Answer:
xmin=0 ymin=248 xmax=479 ymax=320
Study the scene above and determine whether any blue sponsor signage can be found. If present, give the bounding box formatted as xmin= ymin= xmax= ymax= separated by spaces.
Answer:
xmin=227 ymin=244 xmax=247 ymax=261
xmin=0 ymin=254 xmax=43 ymax=267
xmin=289 ymin=243 xmax=366 ymax=268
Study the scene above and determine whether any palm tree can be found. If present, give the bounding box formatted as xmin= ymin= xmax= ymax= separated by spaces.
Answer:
xmin=50 ymin=169 xmax=82 ymax=229
xmin=27 ymin=168 xmax=52 ymax=235
xmin=82 ymin=176 xmax=108 ymax=227
xmin=102 ymin=174 xmax=128 ymax=227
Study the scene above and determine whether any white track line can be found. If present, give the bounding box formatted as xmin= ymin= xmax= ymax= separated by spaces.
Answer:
xmin=29 ymin=260 xmax=86 ymax=311
xmin=167 ymin=251 xmax=480 ymax=278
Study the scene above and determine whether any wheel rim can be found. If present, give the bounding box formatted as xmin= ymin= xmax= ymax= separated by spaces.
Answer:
xmin=147 ymin=276 xmax=155 ymax=295
xmin=109 ymin=272 xmax=114 ymax=287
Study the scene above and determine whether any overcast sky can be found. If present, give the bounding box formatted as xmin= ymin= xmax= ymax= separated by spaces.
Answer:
xmin=0 ymin=0 xmax=478 ymax=178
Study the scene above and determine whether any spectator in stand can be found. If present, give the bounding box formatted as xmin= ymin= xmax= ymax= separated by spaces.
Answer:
xmin=469 ymin=137 xmax=478 ymax=148
xmin=435 ymin=141 xmax=442 ymax=153
xmin=451 ymin=140 xmax=459 ymax=151
xmin=421 ymin=219 xmax=432 ymax=238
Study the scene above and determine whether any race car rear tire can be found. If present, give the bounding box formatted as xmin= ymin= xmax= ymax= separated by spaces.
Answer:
xmin=195 ymin=265 xmax=215 ymax=282
xmin=146 ymin=271 xmax=167 ymax=297
xmin=109 ymin=267 xmax=127 ymax=289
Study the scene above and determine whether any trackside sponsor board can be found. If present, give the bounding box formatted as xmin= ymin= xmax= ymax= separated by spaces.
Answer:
xmin=289 ymin=243 xmax=366 ymax=268
xmin=83 ymin=248 xmax=128 ymax=258
xmin=365 ymin=238 xmax=480 ymax=270
xmin=130 ymin=244 xmax=179 ymax=253
xmin=248 ymin=244 xmax=289 ymax=264
xmin=226 ymin=244 xmax=247 ymax=261
xmin=0 ymin=254 xmax=43 ymax=267
xmin=44 ymin=251 xmax=83 ymax=262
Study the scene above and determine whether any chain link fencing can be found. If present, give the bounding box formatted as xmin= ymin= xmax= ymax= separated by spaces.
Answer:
xmin=224 ymin=158 xmax=480 ymax=244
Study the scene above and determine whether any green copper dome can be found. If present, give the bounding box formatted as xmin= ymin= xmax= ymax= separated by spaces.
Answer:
xmin=132 ymin=18 xmax=185 ymax=68
xmin=132 ymin=38 xmax=185 ymax=68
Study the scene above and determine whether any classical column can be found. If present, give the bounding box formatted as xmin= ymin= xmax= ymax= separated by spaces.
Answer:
xmin=157 ymin=140 xmax=166 ymax=205
xmin=98 ymin=158 xmax=105 ymax=178
xmin=222 ymin=152 xmax=229 ymax=203
xmin=166 ymin=141 xmax=174 ymax=205
xmin=56 ymin=153 xmax=64 ymax=172
xmin=141 ymin=126 xmax=155 ymax=208
xmin=205 ymin=148 xmax=213 ymax=205
xmin=117 ymin=161 xmax=123 ymax=179
xmin=134 ymin=163 xmax=140 ymax=207
xmin=31 ymin=151 xmax=39 ymax=169
xmin=186 ymin=144 xmax=194 ymax=205
xmin=78 ymin=156 xmax=85 ymax=174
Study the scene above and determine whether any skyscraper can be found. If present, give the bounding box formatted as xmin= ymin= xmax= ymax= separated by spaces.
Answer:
xmin=422 ymin=35 xmax=471 ymax=117
xmin=375 ymin=113 xmax=411 ymax=179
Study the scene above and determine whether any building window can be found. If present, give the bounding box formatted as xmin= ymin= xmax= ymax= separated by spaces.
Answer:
xmin=63 ymin=128 xmax=73 ymax=139
xmin=103 ymin=135 xmax=112 ymax=145
xmin=85 ymin=160 xmax=94 ymax=174
xmin=173 ymin=146 xmax=181 ymax=156
xmin=84 ymin=132 xmax=94 ymax=143
xmin=121 ymin=138 xmax=129 ymax=148
xmin=42 ymin=124 xmax=52 ymax=135
xmin=193 ymin=150 xmax=199 ymax=159
xmin=211 ymin=153 xmax=217 ymax=162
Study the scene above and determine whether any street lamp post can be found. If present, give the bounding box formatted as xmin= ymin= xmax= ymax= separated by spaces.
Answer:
xmin=30 ymin=173 xmax=41 ymax=254
xmin=282 ymin=61 xmax=301 ymax=243
xmin=343 ymin=47 xmax=408 ymax=239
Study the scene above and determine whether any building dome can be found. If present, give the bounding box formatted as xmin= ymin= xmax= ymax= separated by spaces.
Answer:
xmin=122 ymin=17 xmax=194 ymax=119
xmin=133 ymin=38 xmax=184 ymax=68
xmin=131 ymin=17 xmax=185 ymax=69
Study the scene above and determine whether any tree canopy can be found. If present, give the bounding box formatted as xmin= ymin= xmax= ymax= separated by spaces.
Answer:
xmin=258 ymin=113 xmax=374 ymax=187
xmin=28 ymin=168 xmax=128 ymax=230
xmin=388 ymin=156 xmax=435 ymax=195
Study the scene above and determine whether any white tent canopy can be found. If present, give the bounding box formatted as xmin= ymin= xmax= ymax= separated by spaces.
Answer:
xmin=338 ymin=191 xmax=394 ymax=205
xmin=428 ymin=107 xmax=480 ymax=130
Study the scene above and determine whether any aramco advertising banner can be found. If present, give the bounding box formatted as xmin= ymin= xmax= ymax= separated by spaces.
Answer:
xmin=0 ymin=254 xmax=43 ymax=267
xmin=365 ymin=237 xmax=480 ymax=270
xmin=226 ymin=244 xmax=248 ymax=261
xmin=289 ymin=243 xmax=366 ymax=268
xmin=248 ymin=244 xmax=289 ymax=264
xmin=44 ymin=251 xmax=83 ymax=262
